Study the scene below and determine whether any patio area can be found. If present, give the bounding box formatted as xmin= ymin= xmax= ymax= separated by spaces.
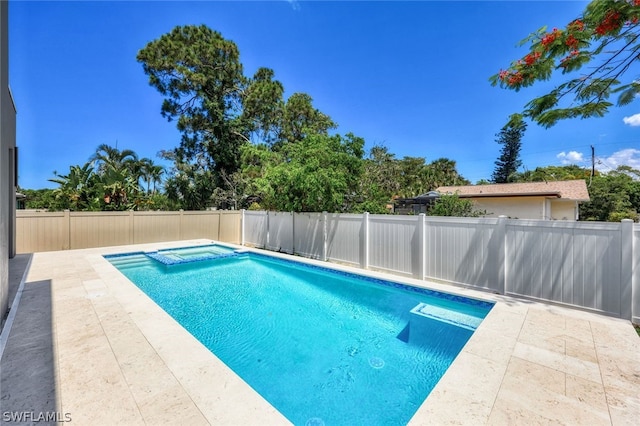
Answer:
xmin=1 ymin=240 xmax=638 ymax=425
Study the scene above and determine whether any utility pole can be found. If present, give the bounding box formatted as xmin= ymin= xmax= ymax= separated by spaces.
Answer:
xmin=590 ymin=145 xmax=595 ymax=187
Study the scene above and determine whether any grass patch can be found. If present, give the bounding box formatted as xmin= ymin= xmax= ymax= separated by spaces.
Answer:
xmin=635 ymin=323 xmax=640 ymax=337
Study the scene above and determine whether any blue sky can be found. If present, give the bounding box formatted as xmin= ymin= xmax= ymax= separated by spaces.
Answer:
xmin=10 ymin=0 xmax=640 ymax=189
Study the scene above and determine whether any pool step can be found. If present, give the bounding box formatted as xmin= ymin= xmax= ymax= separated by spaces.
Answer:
xmin=409 ymin=302 xmax=482 ymax=331
xmin=146 ymin=250 xmax=243 ymax=266
xmin=107 ymin=254 xmax=149 ymax=268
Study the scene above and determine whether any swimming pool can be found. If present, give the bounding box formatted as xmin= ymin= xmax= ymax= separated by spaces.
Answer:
xmin=107 ymin=246 xmax=493 ymax=425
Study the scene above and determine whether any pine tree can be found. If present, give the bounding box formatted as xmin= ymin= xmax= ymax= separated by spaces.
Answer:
xmin=492 ymin=119 xmax=527 ymax=183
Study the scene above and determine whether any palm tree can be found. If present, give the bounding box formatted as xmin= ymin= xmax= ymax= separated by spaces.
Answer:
xmin=91 ymin=144 xmax=139 ymax=177
xmin=428 ymin=158 xmax=469 ymax=189
xmin=137 ymin=158 xmax=165 ymax=194
xmin=90 ymin=144 xmax=145 ymax=210
xmin=149 ymin=164 xmax=165 ymax=194
xmin=48 ymin=162 xmax=98 ymax=211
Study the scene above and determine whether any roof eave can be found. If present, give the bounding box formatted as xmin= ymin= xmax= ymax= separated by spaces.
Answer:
xmin=449 ymin=192 xmax=562 ymax=199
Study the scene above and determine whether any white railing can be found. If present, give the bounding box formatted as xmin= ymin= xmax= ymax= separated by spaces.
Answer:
xmin=242 ymin=211 xmax=639 ymax=322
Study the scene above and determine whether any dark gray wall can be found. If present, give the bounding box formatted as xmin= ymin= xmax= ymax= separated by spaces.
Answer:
xmin=1 ymin=0 xmax=17 ymax=324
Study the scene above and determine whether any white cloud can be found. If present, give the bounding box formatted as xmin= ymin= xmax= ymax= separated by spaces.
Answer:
xmin=557 ymin=151 xmax=584 ymax=165
xmin=556 ymin=148 xmax=640 ymax=172
xmin=596 ymin=148 xmax=640 ymax=171
xmin=622 ymin=113 xmax=640 ymax=126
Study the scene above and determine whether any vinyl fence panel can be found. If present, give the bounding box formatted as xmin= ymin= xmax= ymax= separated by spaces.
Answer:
xmin=368 ymin=215 xmax=420 ymax=276
xmin=180 ymin=211 xmax=221 ymax=240
xmin=72 ymin=211 xmax=133 ymax=248
xmin=244 ymin=211 xmax=268 ymax=248
xmin=506 ymin=220 xmax=624 ymax=317
xmin=424 ymin=217 xmax=502 ymax=292
xmin=266 ymin=211 xmax=294 ymax=253
xmin=16 ymin=211 xmax=69 ymax=252
xmin=133 ymin=211 xmax=181 ymax=244
xmin=633 ymin=224 xmax=640 ymax=323
xmin=16 ymin=210 xmax=238 ymax=252
xmin=326 ymin=214 xmax=362 ymax=266
xmin=293 ymin=213 xmax=324 ymax=259
xmin=219 ymin=211 xmax=241 ymax=244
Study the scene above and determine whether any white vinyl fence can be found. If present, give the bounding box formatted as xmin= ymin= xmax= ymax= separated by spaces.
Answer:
xmin=242 ymin=211 xmax=640 ymax=323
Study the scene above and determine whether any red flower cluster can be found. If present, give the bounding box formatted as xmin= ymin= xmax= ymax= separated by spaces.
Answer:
xmin=595 ymin=11 xmax=622 ymax=35
xmin=569 ymin=19 xmax=585 ymax=31
xmin=540 ymin=28 xmax=562 ymax=48
xmin=508 ymin=73 xmax=524 ymax=85
xmin=634 ymin=0 xmax=640 ymax=6
xmin=559 ymin=50 xmax=580 ymax=68
xmin=524 ymin=51 xmax=542 ymax=65
xmin=565 ymin=34 xmax=579 ymax=49
xmin=498 ymin=70 xmax=524 ymax=86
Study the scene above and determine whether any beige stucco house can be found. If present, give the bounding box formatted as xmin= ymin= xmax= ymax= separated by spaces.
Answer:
xmin=436 ymin=180 xmax=590 ymax=220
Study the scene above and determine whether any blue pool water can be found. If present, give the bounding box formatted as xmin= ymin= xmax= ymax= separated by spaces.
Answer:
xmin=107 ymin=247 xmax=493 ymax=425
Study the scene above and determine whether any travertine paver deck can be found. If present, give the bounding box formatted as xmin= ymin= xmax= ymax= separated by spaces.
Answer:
xmin=1 ymin=240 xmax=638 ymax=425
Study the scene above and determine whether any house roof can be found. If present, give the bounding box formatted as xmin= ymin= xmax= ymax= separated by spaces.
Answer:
xmin=436 ymin=180 xmax=590 ymax=201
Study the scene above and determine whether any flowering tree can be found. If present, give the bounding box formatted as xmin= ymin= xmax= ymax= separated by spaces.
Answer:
xmin=491 ymin=0 xmax=640 ymax=127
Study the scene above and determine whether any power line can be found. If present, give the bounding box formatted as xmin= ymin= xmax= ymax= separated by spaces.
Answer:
xmin=594 ymin=157 xmax=616 ymax=173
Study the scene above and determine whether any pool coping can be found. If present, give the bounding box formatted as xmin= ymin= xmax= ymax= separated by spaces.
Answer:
xmin=2 ymin=239 xmax=639 ymax=424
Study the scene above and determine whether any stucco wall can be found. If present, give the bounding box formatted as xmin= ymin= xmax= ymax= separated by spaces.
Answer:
xmin=472 ymin=197 xmax=546 ymax=220
xmin=550 ymin=199 xmax=578 ymax=220
xmin=472 ymin=197 xmax=579 ymax=220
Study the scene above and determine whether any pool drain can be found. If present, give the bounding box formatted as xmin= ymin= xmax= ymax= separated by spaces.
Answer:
xmin=306 ymin=417 xmax=325 ymax=426
xmin=369 ymin=356 xmax=385 ymax=369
